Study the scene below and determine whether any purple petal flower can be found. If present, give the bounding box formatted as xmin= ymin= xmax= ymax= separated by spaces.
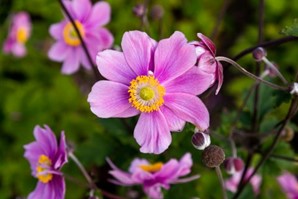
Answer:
xmin=88 ymin=30 xmax=211 ymax=154
xmin=224 ymin=168 xmax=262 ymax=195
xmin=277 ymin=172 xmax=298 ymax=199
xmin=24 ymin=125 xmax=68 ymax=199
xmin=48 ymin=0 xmax=113 ymax=74
xmin=191 ymin=33 xmax=223 ymax=94
xmin=3 ymin=12 xmax=31 ymax=57
xmin=107 ymin=153 xmax=199 ymax=199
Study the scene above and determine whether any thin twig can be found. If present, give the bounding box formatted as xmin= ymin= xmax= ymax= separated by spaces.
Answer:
xmin=58 ymin=0 xmax=101 ymax=80
xmin=270 ymin=154 xmax=298 ymax=163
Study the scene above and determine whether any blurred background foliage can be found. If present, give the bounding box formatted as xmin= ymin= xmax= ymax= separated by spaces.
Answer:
xmin=0 ymin=0 xmax=298 ymax=198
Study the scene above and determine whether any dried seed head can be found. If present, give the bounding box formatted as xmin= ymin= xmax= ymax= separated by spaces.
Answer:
xmin=202 ymin=145 xmax=225 ymax=168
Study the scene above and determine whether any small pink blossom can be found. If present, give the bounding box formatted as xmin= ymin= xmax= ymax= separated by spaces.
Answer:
xmin=191 ymin=33 xmax=223 ymax=94
xmin=225 ymin=168 xmax=262 ymax=195
xmin=88 ymin=31 xmax=212 ymax=154
xmin=107 ymin=153 xmax=199 ymax=199
xmin=48 ymin=0 xmax=113 ymax=74
xmin=3 ymin=12 xmax=32 ymax=57
xmin=277 ymin=172 xmax=298 ymax=199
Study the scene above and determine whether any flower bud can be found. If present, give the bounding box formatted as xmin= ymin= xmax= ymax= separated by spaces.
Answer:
xmin=150 ymin=5 xmax=164 ymax=20
xmin=192 ymin=132 xmax=211 ymax=150
xmin=252 ymin=47 xmax=267 ymax=62
xmin=223 ymin=157 xmax=244 ymax=175
xmin=281 ymin=126 xmax=294 ymax=142
xmin=202 ymin=145 xmax=225 ymax=168
xmin=133 ymin=4 xmax=145 ymax=17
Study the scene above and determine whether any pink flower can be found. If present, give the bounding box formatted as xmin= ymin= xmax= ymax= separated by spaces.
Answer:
xmin=88 ymin=31 xmax=212 ymax=154
xmin=225 ymin=168 xmax=262 ymax=195
xmin=277 ymin=172 xmax=298 ymax=199
xmin=48 ymin=0 xmax=113 ymax=74
xmin=107 ymin=153 xmax=199 ymax=199
xmin=3 ymin=12 xmax=31 ymax=57
xmin=24 ymin=125 xmax=68 ymax=199
xmin=191 ymin=33 xmax=223 ymax=94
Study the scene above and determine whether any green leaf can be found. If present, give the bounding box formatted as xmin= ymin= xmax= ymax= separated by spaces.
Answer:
xmin=282 ymin=19 xmax=298 ymax=36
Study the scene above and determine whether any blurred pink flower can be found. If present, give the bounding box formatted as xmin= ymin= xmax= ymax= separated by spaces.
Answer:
xmin=107 ymin=153 xmax=199 ymax=199
xmin=3 ymin=12 xmax=31 ymax=57
xmin=88 ymin=31 xmax=212 ymax=154
xmin=24 ymin=125 xmax=68 ymax=199
xmin=225 ymin=168 xmax=262 ymax=195
xmin=191 ymin=33 xmax=223 ymax=94
xmin=278 ymin=172 xmax=298 ymax=199
xmin=48 ymin=0 xmax=113 ymax=74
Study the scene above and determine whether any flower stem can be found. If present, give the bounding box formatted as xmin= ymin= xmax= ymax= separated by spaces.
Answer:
xmin=215 ymin=166 xmax=228 ymax=199
xmin=58 ymin=0 xmax=101 ymax=80
xmin=215 ymin=56 xmax=289 ymax=91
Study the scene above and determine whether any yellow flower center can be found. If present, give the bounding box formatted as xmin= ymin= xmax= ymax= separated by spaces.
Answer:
xmin=36 ymin=155 xmax=53 ymax=183
xmin=16 ymin=27 xmax=28 ymax=44
xmin=128 ymin=75 xmax=165 ymax=113
xmin=63 ymin=20 xmax=85 ymax=46
xmin=139 ymin=162 xmax=163 ymax=173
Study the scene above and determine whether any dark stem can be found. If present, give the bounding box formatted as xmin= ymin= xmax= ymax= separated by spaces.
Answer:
xmin=58 ymin=0 xmax=101 ymax=80
xmin=233 ymin=97 xmax=298 ymax=199
xmin=210 ymin=0 xmax=231 ymax=40
xmin=233 ymin=36 xmax=298 ymax=61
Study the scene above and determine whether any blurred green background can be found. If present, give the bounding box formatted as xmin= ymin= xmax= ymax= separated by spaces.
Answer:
xmin=0 ymin=0 xmax=298 ymax=198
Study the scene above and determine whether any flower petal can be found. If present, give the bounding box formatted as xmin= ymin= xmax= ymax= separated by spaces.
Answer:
xmin=88 ymin=81 xmax=138 ymax=118
xmin=144 ymin=185 xmax=163 ymax=199
xmin=121 ymin=31 xmax=156 ymax=75
xmin=88 ymin=1 xmax=111 ymax=26
xmin=96 ymin=50 xmax=136 ymax=84
xmin=48 ymin=42 xmax=70 ymax=62
xmin=164 ymin=93 xmax=209 ymax=130
xmin=134 ymin=111 xmax=171 ymax=154
xmin=54 ymin=131 xmax=68 ymax=169
xmin=163 ymin=67 xmax=213 ymax=95
xmin=160 ymin=106 xmax=185 ymax=132
xmin=61 ymin=48 xmax=80 ymax=74
xmin=49 ymin=21 xmax=65 ymax=40
xmin=197 ymin=33 xmax=216 ymax=56
xmin=12 ymin=43 xmax=26 ymax=57
xmin=154 ymin=31 xmax=196 ymax=83
xmin=128 ymin=158 xmax=150 ymax=173
xmin=72 ymin=0 xmax=92 ymax=22
xmin=215 ymin=62 xmax=224 ymax=95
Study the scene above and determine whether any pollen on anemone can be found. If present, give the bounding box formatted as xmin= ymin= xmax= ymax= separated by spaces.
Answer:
xmin=88 ymin=30 xmax=212 ymax=154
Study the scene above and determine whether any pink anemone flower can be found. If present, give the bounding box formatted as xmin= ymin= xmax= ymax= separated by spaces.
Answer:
xmin=225 ymin=168 xmax=262 ymax=195
xmin=24 ymin=125 xmax=68 ymax=199
xmin=48 ymin=0 xmax=113 ymax=74
xmin=277 ymin=172 xmax=298 ymax=199
xmin=88 ymin=31 xmax=212 ymax=154
xmin=3 ymin=12 xmax=31 ymax=57
xmin=107 ymin=153 xmax=199 ymax=199
xmin=191 ymin=33 xmax=223 ymax=94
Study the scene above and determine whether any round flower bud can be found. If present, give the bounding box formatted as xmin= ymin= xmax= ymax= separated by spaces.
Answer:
xmin=281 ymin=126 xmax=294 ymax=142
xmin=202 ymin=145 xmax=225 ymax=168
xmin=192 ymin=132 xmax=211 ymax=150
xmin=252 ymin=47 xmax=267 ymax=62
xmin=223 ymin=157 xmax=244 ymax=175
xmin=133 ymin=4 xmax=145 ymax=17
xmin=150 ymin=5 xmax=164 ymax=20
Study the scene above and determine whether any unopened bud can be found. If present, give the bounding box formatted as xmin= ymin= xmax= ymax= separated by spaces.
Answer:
xmin=223 ymin=157 xmax=244 ymax=175
xmin=252 ymin=47 xmax=267 ymax=62
xmin=133 ymin=4 xmax=145 ymax=17
xmin=151 ymin=5 xmax=164 ymax=20
xmin=281 ymin=126 xmax=294 ymax=142
xmin=192 ymin=132 xmax=211 ymax=150
xmin=202 ymin=145 xmax=225 ymax=168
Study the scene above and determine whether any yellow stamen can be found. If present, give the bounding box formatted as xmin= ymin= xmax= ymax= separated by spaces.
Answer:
xmin=16 ymin=27 xmax=28 ymax=44
xmin=36 ymin=155 xmax=53 ymax=183
xmin=139 ymin=162 xmax=163 ymax=173
xmin=128 ymin=75 xmax=165 ymax=112
xmin=63 ymin=20 xmax=85 ymax=46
